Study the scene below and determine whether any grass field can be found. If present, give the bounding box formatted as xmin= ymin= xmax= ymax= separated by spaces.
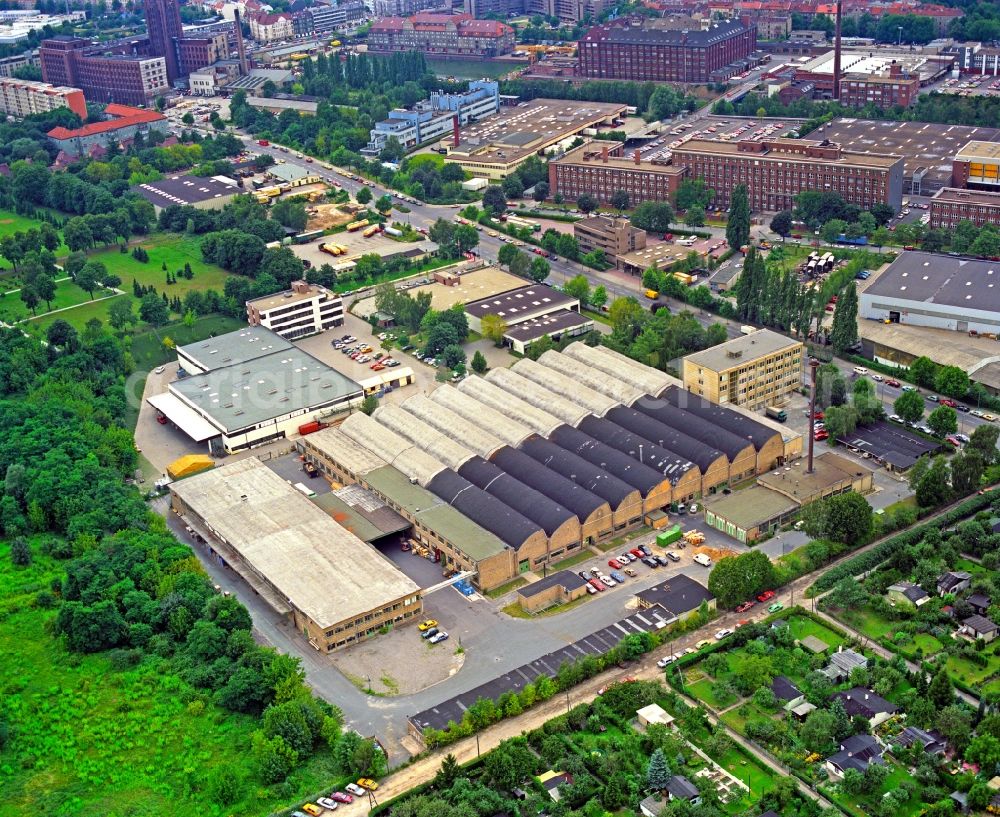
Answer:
xmin=0 ymin=537 xmax=344 ymax=817
xmin=130 ymin=314 xmax=245 ymax=370
xmin=0 ymin=277 xmax=116 ymax=324
xmin=824 ymin=762 xmax=922 ymax=817
xmin=0 ymin=209 xmax=70 ymax=265
xmin=785 ymin=615 xmax=846 ymax=650
xmin=22 ymin=234 xmax=234 ymax=335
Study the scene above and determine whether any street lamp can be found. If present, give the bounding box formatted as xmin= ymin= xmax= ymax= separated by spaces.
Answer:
xmin=897 ymin=26 xmax=903 ymax=46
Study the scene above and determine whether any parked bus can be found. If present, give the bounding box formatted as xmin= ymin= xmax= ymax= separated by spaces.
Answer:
xmin=765 ymin=406 xmax=787 ymax=422
xmin=294 ymin=229 xmax=325 ymax=244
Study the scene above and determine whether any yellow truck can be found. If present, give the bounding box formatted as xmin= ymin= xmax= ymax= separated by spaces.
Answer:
xmin=321 ymin=243 xmax=345 ymax=256
xmin=362 ymin=224 xmax=380 ymax=237
xmin=644 ymin=289 xmax=659 ymax=299
xmin=346 ymin=219 xmax=370 ymax=232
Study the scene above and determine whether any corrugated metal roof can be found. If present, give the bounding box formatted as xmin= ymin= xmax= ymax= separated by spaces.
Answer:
xmin=429 ymin=385 xmax=534 ymax=447
xmin=606 ymin=406 xmax=724 ymax=473
xmin=373 ymin=404 xmax=476 ymax=470
xmin=339 ymin=412 xmax=446 ymax=485
xmin=458 ymin=456 xmax=576 ymax=536
xmin=510 ymin=357 xmax=616 ymax=417
xmin=662 ymin=386 xmax=780 ymax=451
xmin=400 ymin=394 xmax=504 ymax=457
xmin=562 ymin=342 xmax=681 ymax=396
xmin=537 ymin=349 xmax=643 ymax=405
xmin=426 ymin=468 xmax=542 ymax=549
xmin=491 ymin=446 xmax=609 ymax=522
xmin=485 ymin=367 xmax=590 ymax=426
xmin=633 ymin=397 xmax=755 ymax=461
xmin=549 ymin=424 xmax=667 ymax=495
xmin=577 ymin=415 xmax=696 ymax=485
xmin=458 ymin=376 xmax=563 ymax=437
xmin=519 ymin=436 xmax=638 ymax=508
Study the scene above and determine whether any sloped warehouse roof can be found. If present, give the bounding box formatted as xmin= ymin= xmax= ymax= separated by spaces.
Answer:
xmin=426 ymin=468 xmax=543 ymax=549
xmin=430 ymin=384 xmax=535 ymax=448
xmin=491 ymin=446 xmax=610 ymax=523
xmin=633 ymin=397 xmax=756 ymax=461
xmin=549 ymin=424 xmax=669 ymax=495
xmin=510 ymin=357 xmax=616 ymax=417
xmin=458 ymin=456 xmax=577 ymax=536
xmin=400 ymin=394 xmax=504 ymax=458
xmin=301 ymin=426 xmax=388 ymax=476
xmin=561 ymin=342 xmax=681 ymax=395
xmin=485 ymin=367 xmax=591 ymax=426
xmin=537 ymin=349 xmax=644 ymax=405
xmin=458 ymin=376 xmax=563 ymax=437
xmin=576 ymin=415 xmax=696 ymax=486
xmin=661 ymin=385 xmax=779 ymax=452
xmin=520 ymin=436 xmax=640 ymax=508
xmin=339 ymin=412 xmax=446 ymax=485
xmin=605 ymin=405 xmax=726 ymax=473
xmin=373 ymin=404 xmax=476 ymax=470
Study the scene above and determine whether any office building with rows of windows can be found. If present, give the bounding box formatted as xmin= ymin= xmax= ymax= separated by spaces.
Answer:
xmin=671 ymin=137 xmax=904 ymax=212
xmin=246 ymin=280 xmax=344 ymax=340
xmin=548 ymin=141 xmax=687 ymax=206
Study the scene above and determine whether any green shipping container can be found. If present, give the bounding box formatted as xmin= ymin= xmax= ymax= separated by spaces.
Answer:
xmin=656 ymin=525 xmax=682 ymax=547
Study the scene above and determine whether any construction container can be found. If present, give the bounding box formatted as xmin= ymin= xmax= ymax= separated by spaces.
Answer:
xmin=656 ymin=524 xmax=682 ymax=547
xmin=298 ymin=420 xmax=323 ymax=436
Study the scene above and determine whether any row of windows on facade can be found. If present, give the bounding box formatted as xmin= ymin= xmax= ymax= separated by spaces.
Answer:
xmin=325 ymin=596 xmax=420 ymax=636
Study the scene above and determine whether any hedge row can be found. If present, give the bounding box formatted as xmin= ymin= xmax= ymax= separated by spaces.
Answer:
xmin=808 ymin=491 xmax=996 ymax=595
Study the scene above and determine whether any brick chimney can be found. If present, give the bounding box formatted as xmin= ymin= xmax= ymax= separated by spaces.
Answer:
xmin=602 ymin=145 xmax=609 ymax=163
xmin=634 ymin=149 xmax=641 ymax=165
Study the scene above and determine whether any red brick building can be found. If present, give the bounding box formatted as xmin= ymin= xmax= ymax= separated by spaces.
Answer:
xmin=369 ymin=13 xmax=515 ymax=57
xmin=839 ymin=65 xmax=919 ymax=108
xmin=577 ymin=16 xmax=757 ymax=83
xmin=548 ymin=142 xmax=687 ymax=206
xmin=671 ymin=138 xmax=904 ymax=212
xmin=930 ymin=188 xmax=1000 ymax=230
xmin=40 ymin=37 xmax=169 ymax=107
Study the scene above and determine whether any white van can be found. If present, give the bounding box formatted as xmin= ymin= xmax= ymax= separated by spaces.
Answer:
xmin=693 ymin=553 xmax=713 ymax=567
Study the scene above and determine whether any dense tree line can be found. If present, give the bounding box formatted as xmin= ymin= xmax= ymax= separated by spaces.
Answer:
xmin=0 ymin=324 xmax=357 ymax=787
xmin=499 ymin=78 xmax=697 ymax=121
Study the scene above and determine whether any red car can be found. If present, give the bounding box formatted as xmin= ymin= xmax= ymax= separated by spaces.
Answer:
xmin=630 ymin=548 xmax=644 ymax=559
xmin=886 ymin=379 xmax=901 ymax=387
xmin=757 ymin=590 xmax=776 ymax=603
xmin=814 ymin=430 xmax=829 ymax=441
xmin=608 ymin=559 xmax=622 ymax=569
xmin=735 ymin=600 xmax=756 ymax=613
xmin=940 ymin=398 xmax=958 ymax=408
xmin=331 ymin=792 xmax=354 ymax=804
xmin=946 ymin=435 xmax=960 ymax=447
xmin=589 ymin=578 xmax=606 ymax=592
xmin=813 ymin=411 xmax=824 ymax=420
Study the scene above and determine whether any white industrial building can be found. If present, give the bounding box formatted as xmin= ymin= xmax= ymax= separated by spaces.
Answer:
xmin=362 ymin=80 xmax=500 ymax=157
xmin=860 ymin=250 xmax=1000 ymax=334
xmin=150 ymin=327 xmax=363 ymax=454
xmin=463 ymin=284 xmax=591 ymax=354
xmin=246 ymin=280 xmax=344 ymax=340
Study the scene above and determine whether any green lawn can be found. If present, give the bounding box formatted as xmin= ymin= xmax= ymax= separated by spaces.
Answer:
xmin=824 ymin=762 xmax=922 ymax=817
xmin=0 ymin=278 xmax=116 ymax=324
xmin=785 ymin=614 xmax=846 ymax=650
xmin=130 ymin=314 xmax=245 ymax=370
xmin=0 ymin=209 xmax=70 ymax=265
xmin=22 ymin=234 xmax=234 ymax=335
xmin=953 ymin=556 xmax=986 ymax=575
xmin=717 ymin=746 xmax=777 ymax=801
xmin=687 ymin=677 xmax=737 ymax=710
xmin=0 ymin=537 xmax=344 ymax=817
xmin=839 ymin=606 xmax=898 ymax=641
xmin=946 ymin=650 xmax=1000 ymax=686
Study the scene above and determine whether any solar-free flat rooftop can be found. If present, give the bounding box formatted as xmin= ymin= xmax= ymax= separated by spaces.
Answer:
xmin=170 ymin=347 xmax=362 ymax=433
xmin=177 ymin=325 xmax=293 ymax=372
xmin=465 ymin=284 xmax=578 ymax=322
xmin=683 ymin=328 xmax=801 ymax=372
xmin=502 ymin=310 xmax=592 ymax=343
xmin=170 ymin=457 xmax=420 ymax=629
xmin=133 ymin=174 xmax=238 ymax=208
xmin=836 ymin=420 xmax=936 ymax=470
xmin=862 ymin=250 xmax=1000 ymax=313
xmin=815 ymin=118 xmax=1000 ymax=192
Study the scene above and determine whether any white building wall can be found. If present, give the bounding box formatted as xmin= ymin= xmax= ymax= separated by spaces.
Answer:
xmin=860 ymin=293 xmax=1000 ymax=333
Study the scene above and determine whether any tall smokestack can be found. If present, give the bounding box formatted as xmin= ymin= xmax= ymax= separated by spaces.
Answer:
xmin=832 ymin=0 xmax=843 ymax=100
xmin=807 ymin=357 xmax=820 ymax=473
xmin=234 ymin=9 xmax=249 ymax=77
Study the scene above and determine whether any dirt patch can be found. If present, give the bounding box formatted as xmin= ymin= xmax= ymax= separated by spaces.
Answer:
xmin=330 ymin=624 xmax=466 ymax=696
xmin=0 ymin=219 xmax=13 ymax=224
xmin=693 ymin=545 xmax=739 ymax=562
xmin=308 ymin=204 xmax=355 ymax=231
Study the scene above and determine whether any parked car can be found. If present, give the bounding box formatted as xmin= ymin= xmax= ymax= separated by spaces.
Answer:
xmin=946 ymin=435 xmax=961 ymax=447
xmin=757 ymin=590 xmax=776 ymax=602
xmin=629 ymin=548 xmax=644 ymax=559
xmin=610 ymin=570 xmax=625 ymax=583
xmin=735 ymin=600 xmax=756 ymax=613
xmin=331 ymin=792 xmax=354 ymax=804
xmin=421 ymin=627 xmax=439 ymax=640
xmin=358 ymin=778 xmax=379 ymax=791
xmin=608 ymin=558 xmax=622 ymax=569
xmin=692 ymin=553 xmax=712 ymax=567
xmin=599 ymin=575 xmax=616 ymax=587
xmin=303 ymin=805 xmax=322 ymax=816
xmin=639 ymin=543 xmax=652 ymax=556
xmin=430 ymin=631 xmax=449 ymax=644
xmin=656 ymin=655 xmax=675 ymax=668
xmin=578 ymin=570 xmax=590 ymax=580
xmin=655 ymin=555 xmax=670 ymax=566
xmin=714 ymin=628 xmax=733 ymax=640
xmin=418 ymin=619 xmax=438 ymax=631
xmin=665 ymin=551 xmax=681 ymax=562
xmin=767 ymin=602 xmax=784 ymax=613
xmin=617 ymin=553 xmax=632 ymax=563
xmin=886 ymin=379 xmax=901 ymax=387
xmin=317 ymin=798 xmax=339 ymax=810
xmin=588 ymin=578 xmax=605 ymax=592
xmin=643 ymin=556 xmax=660 ymax=568
xmin=345 ymin=784 xmax=366 ymax=797
xmin=694 ymin=639 xmax=712 ymax=650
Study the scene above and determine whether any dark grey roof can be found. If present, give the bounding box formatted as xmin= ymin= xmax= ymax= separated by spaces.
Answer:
xmin=520 ymin=437 xmax=638 ymax=508
xmin=862 ymin=250 xmax=1000 ymax=313
xmin=503 ymin=310 xmax=592 ymax=343
xmin=633 ymin=397 xmax=755 ymax=460
xmin=964 ymin=614 xmax=999 ymax=634
xmin=605 ymin=405 xmax=725 ymax=473
xmin=827 ymin=734 xmax=884 ymax=773
xmin=636 ymin=574 xmax=714 ymax=616
xmin=576 ymin=416 xmax=696 ymax=486
xmin=584 ymin=17 xmax=751 ymax=48
xmin=464 ymin=284 xmax=577 ymax=320
xmin=458 ymin=456 xmax=576 ymax=537
xmin=491 ymin=446 xmax=609 ymax=522
xmin=836 ymin=420 xmax=936 ymax=470
xmin=968 ymin=592 xmax=991 ymax=609
xmin=517 ymin=569 xmax=588 ymax=599
xmin=665 ymin=775 xmax=700 ymax=800
xmin=938 ymin=570 xmax=972 ymax=592
xmin=832 ymin=688 xmax=899 ymax=719
xmin=771 ymin=675 xmax=802 ymax=702
xmin=426 ymin=469 xmax=541 ymax=549
xmin=896 ymin=726 xmax=946 ymax=754
xmin=549 ymin=424 xmax=669 ymax=495
xmin=661 ymin=386 xmax=779 ymax=452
